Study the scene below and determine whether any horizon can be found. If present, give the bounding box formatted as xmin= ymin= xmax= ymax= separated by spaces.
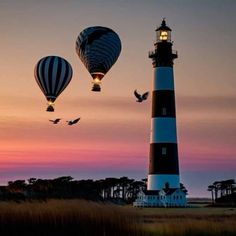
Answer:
xmin=0 ymin=0 xmax=235 ymax=198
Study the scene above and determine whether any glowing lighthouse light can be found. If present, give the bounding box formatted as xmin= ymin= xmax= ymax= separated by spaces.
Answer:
xmin=156 ymin=19 xmax=172 ymax=42
xmin=160 ymin=31 xmax=168 ymax=40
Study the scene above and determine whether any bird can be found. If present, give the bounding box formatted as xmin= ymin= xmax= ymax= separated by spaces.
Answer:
xmin=66 ymin=118 xmax=81 ymax=126
xmin=49 ymin=118 xmax=61 ymax=124
xmin=134 ymin=90 xmax=149 ymax=102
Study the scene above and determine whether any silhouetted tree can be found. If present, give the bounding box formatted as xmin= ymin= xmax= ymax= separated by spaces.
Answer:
xmin=207 ymin=185 xmax=215 ymax=204
xmin=213 ymin=181 xmax=221 ymax=200
xmin=126 ymin=180 xmax=145 ymax=201
xmin=28 ymin=178 xmax=37 ymax=185
xmin=208 ymin=179 xmax=236 ymax=205
xmin=119 ymin=177 xmax=134 ymax=201
xmin=1 ymin=176 xmax=147 ymax=203
xmin=8 ymin=180 xmax=26 ymax=192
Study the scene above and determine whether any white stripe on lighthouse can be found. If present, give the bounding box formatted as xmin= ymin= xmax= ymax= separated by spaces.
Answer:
xmin=147 ymin=174 xmax=180 ymax=190
xmin=154 ymin=67 xmax=174 ymax=91
xmin=150 ymin=117 xmax=177 ymax=143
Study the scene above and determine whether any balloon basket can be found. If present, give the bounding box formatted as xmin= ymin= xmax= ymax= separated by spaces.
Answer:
xmin=92 ymin=84 xmax=101 ymax=92
xmin=46 ymin=105 xmax=54 ymax=112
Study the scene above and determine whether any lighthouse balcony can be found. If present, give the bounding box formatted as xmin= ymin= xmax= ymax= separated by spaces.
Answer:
xmin=148 ymin=50 xmax=178 ymax=59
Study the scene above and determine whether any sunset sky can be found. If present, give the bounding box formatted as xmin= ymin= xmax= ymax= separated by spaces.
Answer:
xmin=0 ymin=0 xmax=235 ymax=197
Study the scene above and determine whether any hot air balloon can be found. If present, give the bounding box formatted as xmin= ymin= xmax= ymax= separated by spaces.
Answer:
xmin=76 ymin=26 xmax=122 ymax=92
xmin=34 ymin=56 xmax=73 ymax=112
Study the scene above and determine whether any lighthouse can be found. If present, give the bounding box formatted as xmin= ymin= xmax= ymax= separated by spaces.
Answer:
xmin=133 ymin=19 xmax=187 ymax=207
xmin=148 ymin=19 xmax=179 ymax=191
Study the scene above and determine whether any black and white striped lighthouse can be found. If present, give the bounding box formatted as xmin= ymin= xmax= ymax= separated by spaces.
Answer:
xmin=147 ymin=19 xmax=180 ymax=191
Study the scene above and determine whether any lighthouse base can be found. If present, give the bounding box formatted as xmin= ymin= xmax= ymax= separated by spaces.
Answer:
xmin=133 ymin=188 xmax=187 ymax=207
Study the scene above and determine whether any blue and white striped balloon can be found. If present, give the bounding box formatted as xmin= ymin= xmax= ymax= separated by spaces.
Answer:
xmin=34 ymin=56 xmax=73 ymax=112
xmin=76 ymin=26 xmax=121 ymax=91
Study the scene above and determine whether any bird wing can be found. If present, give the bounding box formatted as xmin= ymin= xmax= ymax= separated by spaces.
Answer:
xmin=55 ymin=119 xmax=61 ymax=122
xmin=49 ymin=120 xmax=54 ymax=122
xmin=72 ymin=118 xmax=81 ymax=124
xmin=142 ymin=92 xmax=149 ymax=100
xmin=134 ymin=90 xmax=142 ymax=99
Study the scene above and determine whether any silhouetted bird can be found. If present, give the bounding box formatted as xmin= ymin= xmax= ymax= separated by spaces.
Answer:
xmin=67 ymin=118 xmax=81 ymax=125
xmin=49 ymin=118 xmax=61 ymax=124
xmin=134 ymin=90 xmax=149 ymax=102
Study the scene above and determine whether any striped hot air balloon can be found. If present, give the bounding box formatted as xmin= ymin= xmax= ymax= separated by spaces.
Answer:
xmin=34 ymin=56 xmax=73 ymax=112
xmin=76 ymin=26 xmax=122 ymax=92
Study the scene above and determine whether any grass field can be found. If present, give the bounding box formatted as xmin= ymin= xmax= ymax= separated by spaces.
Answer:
xmin=132 ymin=206 xmax=236 ymax=235
xmin=0 ymin=200 xmax=235 ymax=236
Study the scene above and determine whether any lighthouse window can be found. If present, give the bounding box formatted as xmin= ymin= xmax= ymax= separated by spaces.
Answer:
xmin=162 ymin=107 xmax=167 ymax=116
xmin=162 ymin=147 xmax=167 ymax=155
xmin=160 ymin=31 xmax=168 ymax=40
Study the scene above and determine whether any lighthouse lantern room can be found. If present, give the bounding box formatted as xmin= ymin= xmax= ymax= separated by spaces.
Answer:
xmin=156 ymin=19 xmax=172 ymax=42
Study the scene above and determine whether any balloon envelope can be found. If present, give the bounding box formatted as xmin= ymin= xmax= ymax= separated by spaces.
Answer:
xmin=76 ymin=26 xmax=121 ymax=91
xmin=34 ymin=56 xmax=73 ymax=111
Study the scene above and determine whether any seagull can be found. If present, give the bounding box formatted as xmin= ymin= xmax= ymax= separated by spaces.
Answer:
xmin=134 ymin=90 xmax=149 ymax=102
xmin=66 ymin=118 xmax=81 ymax=126
xmin=49 ymin=118 xmax=61 ymax=124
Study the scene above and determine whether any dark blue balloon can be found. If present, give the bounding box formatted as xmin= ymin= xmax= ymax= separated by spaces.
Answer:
xmin=76 ymin=26 xmax=121 ymax=91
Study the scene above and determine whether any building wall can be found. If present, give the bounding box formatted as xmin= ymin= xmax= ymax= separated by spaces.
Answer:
xmin=133 ymin=189 xmax=187 ymax=207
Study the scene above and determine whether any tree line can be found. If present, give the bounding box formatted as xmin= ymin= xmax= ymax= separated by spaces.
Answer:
xmin=0 ymin=176 xmax=147 ymax=203
xmin=207 ymin=179 xmax=236 ymax=205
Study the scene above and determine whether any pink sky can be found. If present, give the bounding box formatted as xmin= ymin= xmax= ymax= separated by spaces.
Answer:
xmin=0 ymin=0 xmax=235 ymax=197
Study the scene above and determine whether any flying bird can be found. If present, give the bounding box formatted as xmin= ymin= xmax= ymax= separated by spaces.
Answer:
xmin=66 ymin=118 xmax=81 ymax=126
xmin=49 ymin=118 xmax=61 ymax=124
xmin=134 ymin=90 xmax=149 ymax=102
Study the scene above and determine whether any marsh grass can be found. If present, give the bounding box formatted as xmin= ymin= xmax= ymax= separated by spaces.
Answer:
xmin=137 ymin=207 xmax=236 ymax=236
xmin=0 ymin=200 xmax=142 ymax=236
xmin=0 ymin=200 xmax=235 ymax=236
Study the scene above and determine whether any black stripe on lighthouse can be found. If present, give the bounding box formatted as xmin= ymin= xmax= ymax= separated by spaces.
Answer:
xmin=149 ymin=143 xmax=179 ymax=174
xmin=152 ymin=90 xmax=176 ymax=117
